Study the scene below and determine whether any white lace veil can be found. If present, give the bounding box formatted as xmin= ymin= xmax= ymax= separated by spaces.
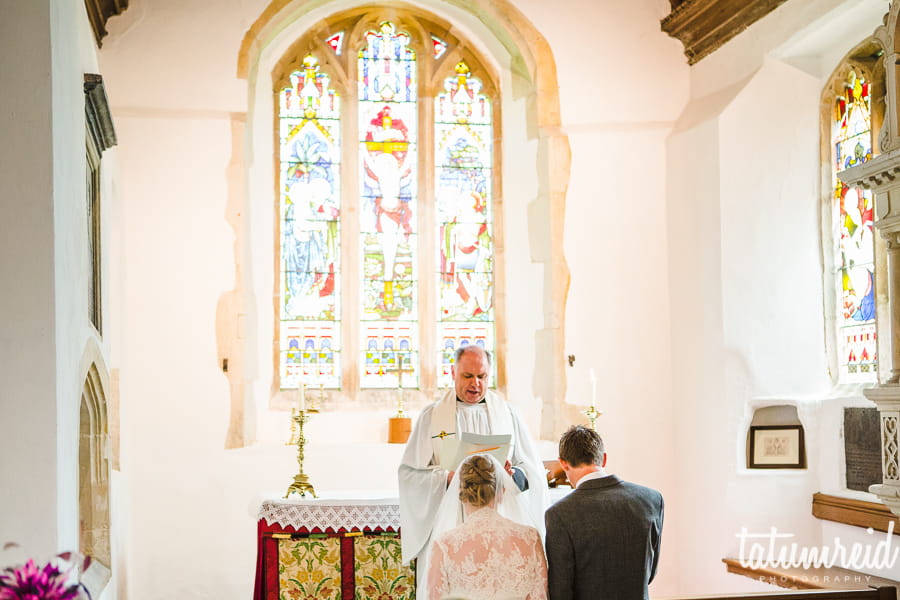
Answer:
xmin=430 ymin=452 xmax=539 ymax=545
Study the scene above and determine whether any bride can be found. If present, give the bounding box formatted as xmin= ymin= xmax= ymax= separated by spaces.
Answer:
xmin=426 ymin=453 xmax=548 ymax=600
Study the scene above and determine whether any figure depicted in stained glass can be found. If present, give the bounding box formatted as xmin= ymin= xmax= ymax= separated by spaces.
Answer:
xmin=441 ymin=190 xmax=491 ymax=317
xmin=279 ymin=54 xmax=342 ymax=388
xmin=838 ymin=184 xmax=875 ymax=322
xmin=434 ymin=61 xmax=495 ymax=388
xmin=359 ymin=21 xmax=418 ymax=327
xmin=363 ymin=105 xmax=414 ymax=312
xmin=283 ymin=176 xmax=338 ymax=319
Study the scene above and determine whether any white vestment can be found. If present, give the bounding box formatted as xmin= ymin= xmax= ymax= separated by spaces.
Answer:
xmin=398 ymin=389 xmax=548 ymax=597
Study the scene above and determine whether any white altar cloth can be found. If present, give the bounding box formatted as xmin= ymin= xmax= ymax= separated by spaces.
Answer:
xmin=257 ymin=491 xmax=401 ymax=530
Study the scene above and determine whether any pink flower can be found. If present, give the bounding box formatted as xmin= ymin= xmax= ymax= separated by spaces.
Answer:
xmin=0 ymin=559 xmax=82 ymax=600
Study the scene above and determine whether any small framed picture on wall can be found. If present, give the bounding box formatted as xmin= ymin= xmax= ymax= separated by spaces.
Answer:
xmin=748 ymin=425 xmax=806 ymax=469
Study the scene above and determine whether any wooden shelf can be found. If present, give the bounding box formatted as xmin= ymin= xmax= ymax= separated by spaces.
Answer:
xmin=812 ymin=493 xmax=900 ymax=535
xmin=723 ymin=558 xmax=899 ymax=591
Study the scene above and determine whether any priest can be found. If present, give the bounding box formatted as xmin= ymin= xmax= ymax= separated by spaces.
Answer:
xmin=398 ymin=345 xmax=547 ymax=579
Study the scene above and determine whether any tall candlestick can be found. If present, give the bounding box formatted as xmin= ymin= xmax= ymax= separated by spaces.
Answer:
xmin=396 ymin=355 xmax=406 ymax=418
xmin=589 ymin=368 xmax=597 ymax=408
xmin=297 ymin=382 xmax=306 ymax=413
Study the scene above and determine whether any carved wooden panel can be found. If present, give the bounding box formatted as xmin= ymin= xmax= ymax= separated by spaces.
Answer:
xmin=661 ymin=0 xmax=790 ymax=65
xmin=84 ymin=0 xmax=128 ymax=47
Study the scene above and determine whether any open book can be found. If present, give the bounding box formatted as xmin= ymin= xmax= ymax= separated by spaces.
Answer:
xmin=440 ymin=432 xmax=511 ymax=471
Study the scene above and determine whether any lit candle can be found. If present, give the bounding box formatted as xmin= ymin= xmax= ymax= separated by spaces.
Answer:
xmin=589 ymin=368 xmax=597 ymax=408
xmin=297 ymin=382 xmax=306 ymax=412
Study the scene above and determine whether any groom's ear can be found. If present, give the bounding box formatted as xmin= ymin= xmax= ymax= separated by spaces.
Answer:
xmin=601 ymin=453 xmax=607 ymax=468
xmin=557 ymin=458 xmax=570 ymax=471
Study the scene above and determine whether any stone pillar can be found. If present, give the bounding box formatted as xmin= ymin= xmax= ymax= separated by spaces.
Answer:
xmin=863 ymin=385 xmax=900 ymax=514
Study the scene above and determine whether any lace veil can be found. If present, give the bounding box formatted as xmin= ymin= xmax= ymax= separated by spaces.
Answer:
xmin=430 ymin=452 xmax=539 ymax=544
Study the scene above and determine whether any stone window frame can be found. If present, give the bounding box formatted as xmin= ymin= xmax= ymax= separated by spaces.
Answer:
xmin=84 ymin=73 xmax=116 ymax=336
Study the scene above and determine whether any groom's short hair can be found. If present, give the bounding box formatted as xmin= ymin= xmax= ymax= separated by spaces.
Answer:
xmin=559 ymin=425 xmax=605 ymax=467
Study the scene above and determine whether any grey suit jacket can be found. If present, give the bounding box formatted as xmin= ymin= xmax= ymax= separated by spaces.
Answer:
xmin=544 ymin=474 xmax=664 ymax=600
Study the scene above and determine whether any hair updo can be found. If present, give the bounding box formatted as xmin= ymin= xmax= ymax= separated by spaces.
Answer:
xmin=458 ymin=454 xmax=497 ymax=508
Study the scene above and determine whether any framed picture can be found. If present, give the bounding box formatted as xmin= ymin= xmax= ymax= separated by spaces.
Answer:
xmin=748 ymin=425 xmax=806 ymax=469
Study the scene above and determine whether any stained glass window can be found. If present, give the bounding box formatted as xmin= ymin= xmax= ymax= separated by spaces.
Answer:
xmin=358 ymin=22 xmax=420 ymax=388
xmin=833 ymin=69 xmax=877 ymax=382
xmin=279 ymin=54 xmax=342 ymax=389
xmin=435 ymin=61 xmax=495 ymax=388
xmin=326 ymin=32 xmax=344 ymax=55
xmin=431 ymin=35 xmax=448 ymax=59
xmin=277 ymin=18 xmax=500 ymax=393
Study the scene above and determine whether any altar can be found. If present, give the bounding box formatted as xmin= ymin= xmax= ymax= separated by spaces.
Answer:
xmin=253 ymin=493 xmax=414 ymax=600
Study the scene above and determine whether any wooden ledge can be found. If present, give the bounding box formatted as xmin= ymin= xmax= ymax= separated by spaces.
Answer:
xmin=723 ymin=558 xmax=899 ymax=591
xmin=812 ymin=493 xmax=900 ymax=535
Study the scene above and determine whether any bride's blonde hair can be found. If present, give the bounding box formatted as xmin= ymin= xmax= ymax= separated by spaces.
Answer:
xmin=458 ymin=454 xmax=497 ymax=508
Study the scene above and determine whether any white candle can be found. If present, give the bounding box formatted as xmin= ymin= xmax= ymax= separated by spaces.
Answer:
xmin=589 ymin=368 xmax=597 ymax=408
xmin=297 ymin=382 xmax=306 ymax=412
xmin=398 ymin=355 xmax=404 ymax=389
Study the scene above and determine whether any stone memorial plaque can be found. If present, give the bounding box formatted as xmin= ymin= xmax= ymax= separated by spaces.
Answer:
xmin=844 ymin=407 xmax=882 ymax=492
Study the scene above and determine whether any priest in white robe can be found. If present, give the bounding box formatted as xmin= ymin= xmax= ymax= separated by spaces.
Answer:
xmin=398 ymin=345 xmax=548 ymax=594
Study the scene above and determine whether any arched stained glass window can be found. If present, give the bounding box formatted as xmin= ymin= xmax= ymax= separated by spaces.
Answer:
xmin=275 ymin=13 xmax=500 ymax=395
xmin=832 ymin=69 xmax=877 ymax=382
xmin=435 ymin=61 xmax=494 ymax=388
xmin=278 ymin=54 xmax=342 ymax=389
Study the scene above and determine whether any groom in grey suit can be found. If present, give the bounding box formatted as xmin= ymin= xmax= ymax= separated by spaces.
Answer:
xmin=544 ymin=425 xmax=664 ymax=600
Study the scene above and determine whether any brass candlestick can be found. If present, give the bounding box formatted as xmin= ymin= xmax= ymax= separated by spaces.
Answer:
xmin=583 ymin=405 xmax=602 ymax=432
xmin=285 ymin=409 xmax=317 ymax=498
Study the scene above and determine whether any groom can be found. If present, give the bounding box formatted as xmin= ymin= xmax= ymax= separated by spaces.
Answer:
xmin=545 ymin=425 xmax=664 ymax=600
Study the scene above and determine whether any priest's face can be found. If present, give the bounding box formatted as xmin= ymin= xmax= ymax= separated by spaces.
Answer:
xmin=452 ymin=348 xmax=490 ymax=404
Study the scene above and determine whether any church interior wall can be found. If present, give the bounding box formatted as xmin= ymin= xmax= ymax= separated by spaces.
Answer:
xmin=665 ymin=0 xmax=893 ymax=592
xmin=0 ymin=0 xmax=62 ymax=564
xmin=2 ymin=0 xmax=896 ymax=598
xmin=0 ymin=0 xmax=116 ymax=586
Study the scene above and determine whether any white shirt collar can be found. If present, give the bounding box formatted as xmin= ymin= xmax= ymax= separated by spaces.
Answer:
xmin=575 ymin=468 xmax=608 ymax=488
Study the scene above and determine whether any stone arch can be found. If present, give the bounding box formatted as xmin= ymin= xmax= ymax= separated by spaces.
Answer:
xmin=235 ymin=0 xmax=570 ymax=440
xmin=79 ymin=361 xmax=111 ymax=568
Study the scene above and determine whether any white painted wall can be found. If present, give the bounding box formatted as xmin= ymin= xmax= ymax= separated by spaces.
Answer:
xmin=665 ymin=0 xmax=896 ymax=593
xmin=0 ymin=0 xmax=59 ymax=563
xmin=0 ymin=1 xmax=115 ymax=596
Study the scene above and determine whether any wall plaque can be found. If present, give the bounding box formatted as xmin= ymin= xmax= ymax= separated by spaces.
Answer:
xmin=844 ymin=407 xmax=882 ymax=492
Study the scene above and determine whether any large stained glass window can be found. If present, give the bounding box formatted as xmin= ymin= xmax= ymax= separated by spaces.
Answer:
xmin=435 ymin=61 xmax=495 ymax=388
xmin=279 ymin=54 xmax=342 ymax=389
xmin=833 ymin=69 xmax=877 ymax=382
xmin=276 ymin=17 xmax=499 ymax=393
